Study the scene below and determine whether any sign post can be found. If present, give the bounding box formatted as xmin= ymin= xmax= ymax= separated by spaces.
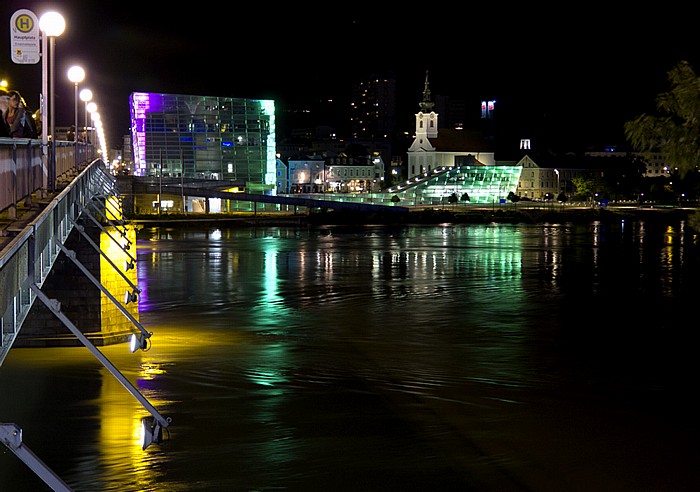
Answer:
xmin=10 ymin=9 xmax=40 ymax=65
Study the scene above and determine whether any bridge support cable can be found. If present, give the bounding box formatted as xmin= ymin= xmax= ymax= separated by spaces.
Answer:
xmin=28 ymin=284 xmax=171 ymax=436
xmin=79 ymin=206 xmax=137 ymax=268
xmin=87 ymin=199 xmax=129 ymax=241
xmin=87 ymin=168 xmax=124 ymax=219
xmin=90 ymin=167 xmax=119 ymax=195
xmin=53 ymin=241 xmax=151 ymax=342
xmin=0 ymin=423 xmax=73 ymax=492
xmin=66 ymin=217 xmax=141 ymax=302
xmin=93 ymin=194 xmax=127 ymax=224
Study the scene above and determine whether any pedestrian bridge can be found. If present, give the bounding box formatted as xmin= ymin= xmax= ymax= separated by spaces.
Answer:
xmin=0 ymin=139 xmax=170 ymax=490
xmin=0 ymin=151 xmax=119 ymax=366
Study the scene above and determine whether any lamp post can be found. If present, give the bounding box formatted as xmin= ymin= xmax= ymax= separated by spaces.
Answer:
xmin=79 ymin=88 xmax=92 ymax=143
xmin=87 ymin=101 xmax=97 ymax=146
xmin=67 ymin=66 xmax=85 ymax=144
xmin=92 ymin=112 xmax=101 ymax=154
xmin=39 ymin=11 xmax=65 ymax=194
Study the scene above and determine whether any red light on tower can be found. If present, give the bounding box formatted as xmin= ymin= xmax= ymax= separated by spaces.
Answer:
xmin=481 ymin=100 xmax=496 ymax=119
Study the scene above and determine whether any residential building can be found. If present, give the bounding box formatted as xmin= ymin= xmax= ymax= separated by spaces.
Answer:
xmin=349 ymin=73 xmax=396 ymax=141
xmin=275 ymin=157 xmax=288 ymax=193
xmin=286 ymin=151 xmax=385 ymax=194
xmin=287 ymin=154 xmax=326 ymax=193
xmin=585 ymin=146 xmax=670 ymax=177
xmin=515 ymin=154 xmax=572 ymax=200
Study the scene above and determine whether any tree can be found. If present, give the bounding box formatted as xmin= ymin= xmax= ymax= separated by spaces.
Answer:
xmin=571 ymin=173 xmax=607 ymax=201
xmin=624 ymin=60 xmax=700 ymax=177
xmin=571 ymin=175 xmax=591 ymax=199
xmin=460 ymin=192 xmax=470 ymax=202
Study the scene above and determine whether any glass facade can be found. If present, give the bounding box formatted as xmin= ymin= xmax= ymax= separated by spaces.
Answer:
xmin=129 ymin=92 xmax=276 ymax=191
xmin=387 ymin=165 xmax=523 ymax=205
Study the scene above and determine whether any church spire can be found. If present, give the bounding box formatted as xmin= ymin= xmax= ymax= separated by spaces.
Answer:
xmin=419 ymin=70 xmax=434 ymax=112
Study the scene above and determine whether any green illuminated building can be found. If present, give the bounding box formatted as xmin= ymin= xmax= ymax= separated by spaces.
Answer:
xmin=400 ymin=71 xmax=522 ymax=204
xmin=129 ymin=92 xmax=276 ymax=194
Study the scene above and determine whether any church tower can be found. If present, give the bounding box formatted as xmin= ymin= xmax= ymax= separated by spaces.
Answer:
xmin=408 ymin=70 xmax=438 ymax=152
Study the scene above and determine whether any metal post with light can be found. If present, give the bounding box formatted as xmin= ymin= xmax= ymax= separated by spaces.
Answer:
xmin=87 ymin=101 xmax=97 ymax=146
xmin=29 ymin=284 xmax=171 ymax=451
xmin=91 ymin=111 xmax=101 ymax=155
xmin=67 ymin=65 xmax=85 ymax=145
xmin=39 ymin=11 xmax=65 ymax=194
xmin=67 ymin=66 xmax=85 ymax=170
xmin=1 ymin=423 xmax=72 ymax=491
xmin=79 ymin=88 xmax=92 ymax=144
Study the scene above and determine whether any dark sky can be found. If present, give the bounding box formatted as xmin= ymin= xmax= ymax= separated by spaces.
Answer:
xmin=2 ymin=2 xmax=698 ymax=152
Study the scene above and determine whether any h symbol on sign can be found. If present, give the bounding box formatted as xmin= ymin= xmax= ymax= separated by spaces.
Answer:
xmin=16 ymin=15 xmax=33 ymax=32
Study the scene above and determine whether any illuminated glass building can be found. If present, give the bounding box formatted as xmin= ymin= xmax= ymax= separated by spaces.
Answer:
xmin=129 ymin=92 xmax=276 ymax=193
xmin=400 ymin=73 xmax=522 ymax=204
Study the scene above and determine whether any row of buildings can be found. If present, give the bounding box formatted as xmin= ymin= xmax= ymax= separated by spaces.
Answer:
xmin=120 ymin=71 xmax=673 ymax=210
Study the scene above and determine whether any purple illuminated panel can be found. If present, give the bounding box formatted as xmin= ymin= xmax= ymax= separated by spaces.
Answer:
xmin=130 ymin=92 xmax=167 ymax=176
xmin=128 ymin=92 xmax=276 ymax=183
xmin=129 ymin=92 xmax=162 ymax=176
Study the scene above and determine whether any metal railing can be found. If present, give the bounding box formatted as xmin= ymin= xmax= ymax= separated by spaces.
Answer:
xmin=1 ymin=137 xmax=95 ymax=214
xmin=1 ymin=148 xmax=108 ymax=366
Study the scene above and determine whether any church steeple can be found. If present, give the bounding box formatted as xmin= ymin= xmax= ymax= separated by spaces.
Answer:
xmin=408 ymin=70 xmax=438 ymax=154
xmin=419 ymin=70 xmax=435 ymax=113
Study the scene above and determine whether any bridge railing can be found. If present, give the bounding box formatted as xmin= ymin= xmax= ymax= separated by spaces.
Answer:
xmin=0 ymin=137 xmax=96 ymax=215
xmin=0 ymin=158 xmax=112 ymax=366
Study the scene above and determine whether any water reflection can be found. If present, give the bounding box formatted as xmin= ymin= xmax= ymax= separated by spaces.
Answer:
xmin=2 ymin=221 xmax=699 ymax=491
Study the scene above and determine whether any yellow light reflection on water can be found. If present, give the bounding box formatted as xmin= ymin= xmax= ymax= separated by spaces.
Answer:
xmin=91 ymin=320 xmax=249 ymax=484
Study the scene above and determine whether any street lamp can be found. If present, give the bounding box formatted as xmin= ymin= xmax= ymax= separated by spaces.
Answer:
xmin=67 ymin=65 xmax=85 ymax=143
xmin=79 ymin=88 xmax=92 ymax=143
xmin=91 ymin=112 xmax=101 ymax=153
xmin=39 ymin=11 xmax=65 ymax=194
xmin=87 ymin=101 xmax=97 ymax=145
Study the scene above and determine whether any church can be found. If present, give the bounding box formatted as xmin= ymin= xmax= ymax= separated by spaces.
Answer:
xmin=390 ymin=72 xmax=521 ymax=205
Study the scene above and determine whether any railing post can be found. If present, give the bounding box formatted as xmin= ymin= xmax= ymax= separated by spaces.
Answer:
xmin=8 ymin=142 xmax=17 ymax=220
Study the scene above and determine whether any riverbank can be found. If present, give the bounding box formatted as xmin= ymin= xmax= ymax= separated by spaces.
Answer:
xmin=126 ymin=205 xmax=698 ymax=228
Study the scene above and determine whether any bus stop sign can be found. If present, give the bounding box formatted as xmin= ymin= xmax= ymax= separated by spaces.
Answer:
xmin=10 ymin=9 xmax=40 ymax=64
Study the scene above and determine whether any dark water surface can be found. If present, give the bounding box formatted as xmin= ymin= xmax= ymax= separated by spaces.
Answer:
xmin=2 ymin=220 xmax=700 ymax=491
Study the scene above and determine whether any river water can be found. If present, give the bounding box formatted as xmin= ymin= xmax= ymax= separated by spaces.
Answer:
xmin=1 ymin=219 xmax=699 ymax=491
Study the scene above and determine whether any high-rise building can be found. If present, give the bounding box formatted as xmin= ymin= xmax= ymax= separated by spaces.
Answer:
xmin=349 ymin=74 xmax=396 ymax=140
xmin=129 ymin=92 xmax=277 ymax=193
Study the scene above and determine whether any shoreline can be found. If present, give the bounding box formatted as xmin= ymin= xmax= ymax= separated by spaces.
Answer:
xmin=127 ymin=205 xmax=697 ymax=227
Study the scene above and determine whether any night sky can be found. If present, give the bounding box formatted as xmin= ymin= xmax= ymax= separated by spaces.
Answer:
xmin=2 ymin=2 xmax=698 ymax=152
